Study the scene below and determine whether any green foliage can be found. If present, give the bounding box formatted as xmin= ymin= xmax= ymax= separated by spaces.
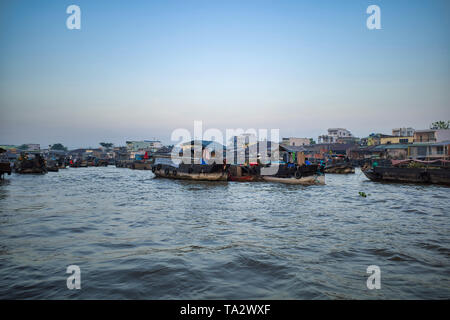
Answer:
xmin=17 ymin=144 xmax=29 ymax=150
xmin=100 ymin=142 xmax=114 ymax=150
xmin=309 ymin=138 xmax=316 ymax=145
xmin=430 ymin=121 xmax=450 ymax=130
xmin=359 ymin=192 xmax=370 ymax=198
xmin=407 ymin=161 xmax=425 ymax=168
xmin=50 ymin=143 xmax=67 ymax=151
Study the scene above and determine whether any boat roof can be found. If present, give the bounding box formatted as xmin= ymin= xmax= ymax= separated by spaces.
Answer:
xmin=279 ymin=145 xmax=307 ymax=152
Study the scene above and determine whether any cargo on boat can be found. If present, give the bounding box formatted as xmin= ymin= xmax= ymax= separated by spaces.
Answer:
xmin=362 ymin=159 xmax=450 ymax=186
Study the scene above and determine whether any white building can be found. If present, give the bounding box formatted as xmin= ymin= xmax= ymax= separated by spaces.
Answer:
xmin=126 ymin=140 xmax=163 ymax=152
xmin=229 ymin=133 xmax=258 ymax=149
xmin=318 ymin=128 xmax=353 ymax=144
xmin=435 ymin=129 xmax=450 ymax=143
xmin=281 ymin=137 xmax=310 ymax=146
xmin=23 ymin=144 xmax=40 ymax=151
xmin=392 ymin=127 xmax=415 ymax=137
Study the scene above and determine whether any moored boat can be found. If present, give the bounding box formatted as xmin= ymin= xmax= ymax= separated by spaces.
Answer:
xmin=362 ymin=159 xmax=450 ymax=186
xmin=261 ymin=164 xmax=325 ymax=185
xmin=262 ymin=174 xmax=325 ymax=185
xmin=14 ymin=153 xmax=47 ymax=174
xmin=324 ymin=163 xmax=355 ymax=174
xmin=152 ymin=163 xmax=228 ymax=181
xmin=0 ymin=148 xmax=12 ymax=179
xmin=227 ymin=165 xmax=261 ymax=182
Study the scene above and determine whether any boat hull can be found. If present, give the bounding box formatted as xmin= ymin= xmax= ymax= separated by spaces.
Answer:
xmin=153 ymin=168 xmax=227 ymax=181
xmin=262 ymin=174 xmax=325 ymax=185
xmin=362 ymin=167 xmax=450 ymax=186
xmin=132 ymin=162 xmax=152 ymax=170
xmin=325 ymin=165 xmax=355 ymax=174
xmin=0 ymin=162 xmax=12 ymax=178
xmin=15 ymin=168 xmax=47 ymax=174
xmin=228 ymin=175 xmax=259 ymax=182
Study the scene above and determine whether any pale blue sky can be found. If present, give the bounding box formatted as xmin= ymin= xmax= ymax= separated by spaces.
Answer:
xmin=0 ymin=0 xmax=449 ymax=148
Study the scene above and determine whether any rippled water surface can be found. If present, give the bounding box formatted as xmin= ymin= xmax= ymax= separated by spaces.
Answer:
xmin=0 ymin=167 xmax=449 ymax=299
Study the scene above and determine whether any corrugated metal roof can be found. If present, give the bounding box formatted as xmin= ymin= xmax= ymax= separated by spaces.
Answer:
xmin=280 ymin=145 xmax=307 ymax=152
xmin=431 ymin=140 xmax=450 ymax=146
xmin=373 ymin=144 xmax=410 ymax=150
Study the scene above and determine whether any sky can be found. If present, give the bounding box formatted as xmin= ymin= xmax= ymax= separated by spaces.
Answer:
xmin=0 ymin=0 xmax=449 ymax=148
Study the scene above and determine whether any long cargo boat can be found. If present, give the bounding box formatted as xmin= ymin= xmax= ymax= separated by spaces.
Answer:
xmin=227 ymin=163 xmax=325 ymax=185
xmin=260 ymin=164 xmax=325 ymax=185
xmin=150 ymin=140 xmax=325 ymax=184
xmin=151 ymin=163 xmax=228 ymax=181
xmin=362 ymin=159 xmax=450 ymax=186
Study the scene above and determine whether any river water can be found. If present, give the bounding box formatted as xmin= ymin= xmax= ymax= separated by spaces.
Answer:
xmin=0 ymin=167 xmax=448 ymax=299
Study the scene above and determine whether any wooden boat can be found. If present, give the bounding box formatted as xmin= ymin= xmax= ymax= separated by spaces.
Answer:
xmin=95 ymin=159 xmax=109 ymax=167
xmin=132 ymin=161 xmax=152 ymax=170
xmin=14 ymin=153 xmax=47 ymax=174
xmin=0 ymin=162 xmax=11 ymax=179
xmin=46 ymin=159 xmax=61 ymax=172
xmin=152 ymin=163 xmax=228 ymax=181
xmin=262 ymin=164 xmax=325 ymax=185
xmin=15 ymin=168 xmax=47 ymax=174
xmin=362 ymin=159 xmax=450 ymax=186
xmin=70 ymin=159 xmax=88 ymax=167
xmin=324 ymin=163 xmax=355 ymax=174
xmin=0 ymin=148 xmax=11 ymax=179
xmin=227 ymin=163 xmax=325 ymax=185
xmin=227 ymin=165 xmax=261 ymax=182
xmin=262 ymin=174 xmax=325 ymax=185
